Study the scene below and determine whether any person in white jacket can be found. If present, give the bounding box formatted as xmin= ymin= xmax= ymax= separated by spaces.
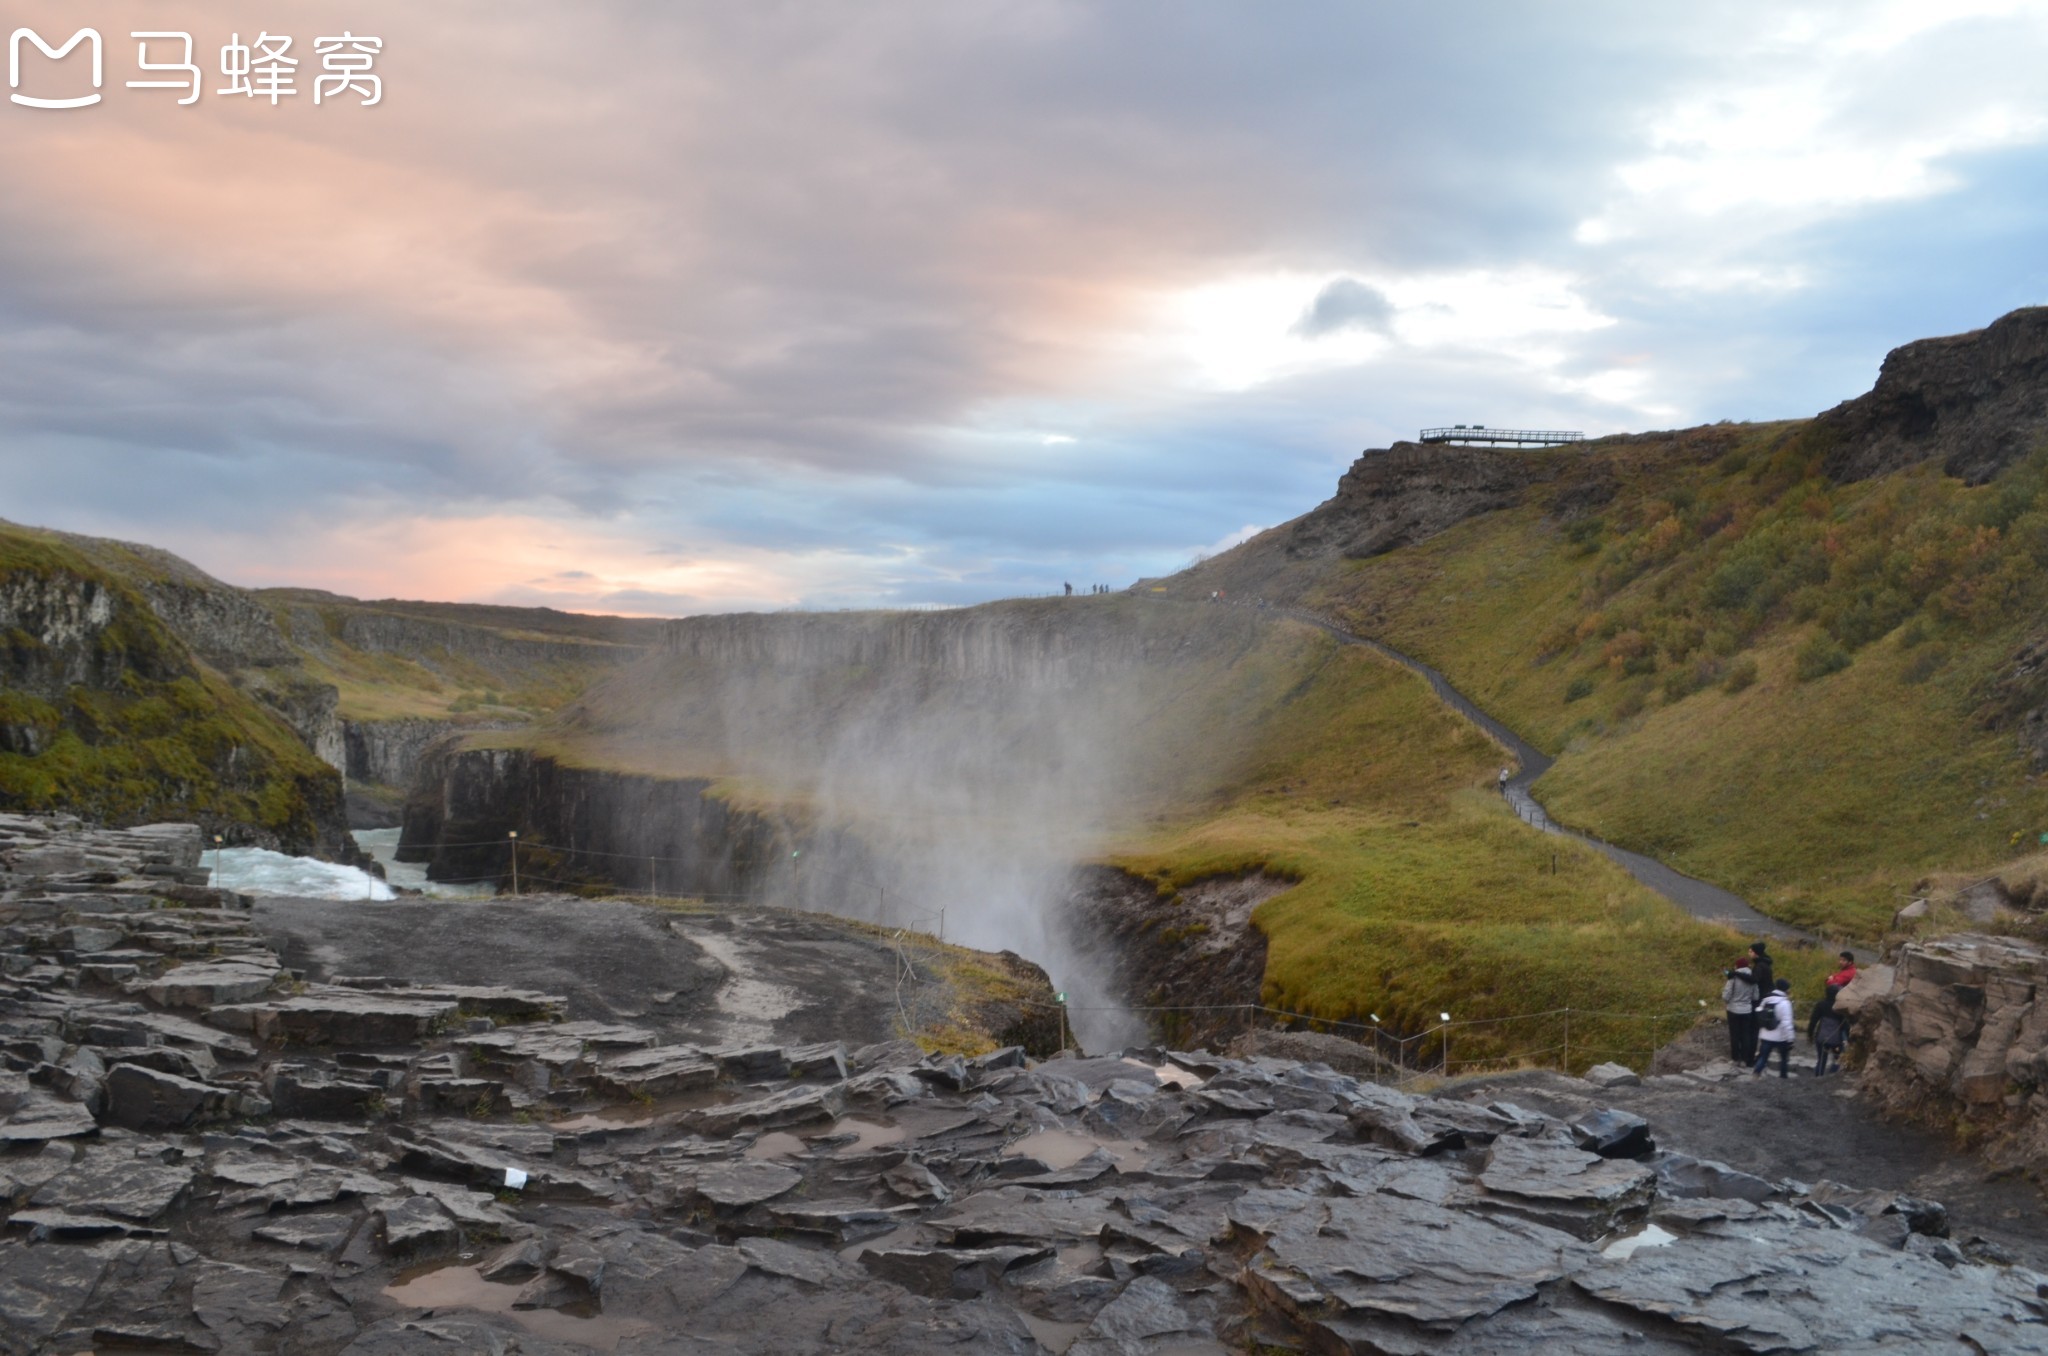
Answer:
xmin=1751 ymin=979 xmax=1795 ymax=1078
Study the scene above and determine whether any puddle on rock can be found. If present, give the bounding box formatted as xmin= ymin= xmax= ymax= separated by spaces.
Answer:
xmin=1122 ymin=1057 xmax=1205 ymax=1091
xmin=745 ymin=1131 xmax=808 ymax=1160
xmin=1058 ymin=1240 xmax=1103 ymax=1271
xmin=823 ymin=1117 xmax=907 ymax=1154
xmin=746 ymin=1117 xmax=906 ymax=1160
xmin=383 ymin=1261 xmax=653 ymax=1352
xmin=1006 ymin=1129 xmax=1149 ymax=1173
xmin=1020 ymin=1313 xmax=1089 ymax=1354
xmin=1599 ymin=1222 xmax=1678 ymax=1260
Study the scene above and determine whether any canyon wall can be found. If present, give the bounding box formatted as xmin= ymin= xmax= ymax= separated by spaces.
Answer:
xmin=0 ymin=526 xmax=353 ymax=856
xmin=398 ymin=745 xmax=796 ymax=902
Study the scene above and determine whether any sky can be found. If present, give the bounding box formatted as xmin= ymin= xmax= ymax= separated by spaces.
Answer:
xmin=4 ymin=1 xmax=2048 ymax=615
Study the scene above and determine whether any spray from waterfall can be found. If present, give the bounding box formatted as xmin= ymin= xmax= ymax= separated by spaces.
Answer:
xmin=598 ymin=599 xmax=1272 ymax=1051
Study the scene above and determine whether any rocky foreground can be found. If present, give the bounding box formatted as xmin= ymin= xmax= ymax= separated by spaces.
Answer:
xmin=3 ymin=818 xmax=2048 ymax=1353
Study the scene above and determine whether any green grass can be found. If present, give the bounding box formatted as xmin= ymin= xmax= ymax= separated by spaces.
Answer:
xmin=1104 ymin=640 xmax=1816 ymax=1067
xmin=1309 ymin=427 xmax=2048 ymax=941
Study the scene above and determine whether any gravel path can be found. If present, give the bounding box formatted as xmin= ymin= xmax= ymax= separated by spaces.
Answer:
xmin=1278 ymin=606 xmax=1821 ymax=945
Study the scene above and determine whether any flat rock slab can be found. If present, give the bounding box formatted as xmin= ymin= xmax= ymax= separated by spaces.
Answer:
xmin=211 ymin=988 xmax=461 ymax=1046
xmin=458 ymin=1020 xmax=658 ymax=1073
xmin=379 ymin=1195 xmax=457 ymax=1254
xmin=1572 ymin=1225 xmax=2048 ymax=1353
xmin=592 ymin=1044 xmax=719 ymax=1097
xmin=142 ymin=957 xmax=283 ymax=1008
xmin=104 ymin=1062 xmax=228 ymax=1131
xmin=403 ymin=985 xmax=568 ymax=1022
xmin=687 ymin=1084 xmax=844 ymax=1135
xmin=0 ymin=1097 xmax=99 ymax=1143
xmin=31 ymin=1150 xmax=195 ymax=1222
xmin=252 ymin=1213 xmax=359 ymax=1253
xmin=1242 ymin=1190 xmax=1594 ymax=1327
xmin=693 ymin=1160 xmax=803 ymax=1209
xmin=1585 ymin=1062 xmax=1642 ymax=1088
xmin=1480 ymin=1136 xmax=1657 ymax=1206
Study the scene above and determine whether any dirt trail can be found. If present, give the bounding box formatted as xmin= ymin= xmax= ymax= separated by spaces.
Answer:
xmin=1270 ymin=604 xmax=1828 ymax=946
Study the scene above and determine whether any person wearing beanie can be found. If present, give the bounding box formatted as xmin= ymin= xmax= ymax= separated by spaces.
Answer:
xmin=1752 ymin=978 xmax=1795 ymax=1078
xmin=1747 ymin=941 xmax=1774 ymax=1000
xmin=1720 ymin=960 xmax=1760 ymax=1063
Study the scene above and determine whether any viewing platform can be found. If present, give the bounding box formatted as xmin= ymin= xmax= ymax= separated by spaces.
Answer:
xmin=1419 ymin=425 xmax=1585 ymax=447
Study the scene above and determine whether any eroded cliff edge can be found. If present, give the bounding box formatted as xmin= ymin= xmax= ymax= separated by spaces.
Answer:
xmin=1860 ymin=932 xmax=2048 ymax=1181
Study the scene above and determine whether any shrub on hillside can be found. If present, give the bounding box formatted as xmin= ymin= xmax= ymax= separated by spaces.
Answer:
xmin=1602 ymin=630 xmax=1651 ymax=676
xmin=1722 ymin=656 xmax=1759 ymax=693
xmin=1901 ymin=646 xmax=1947 ymax=685
xmin=1795 ymin=633 xmax=1851 ymax=682
xmin=1822 ymin=586 xmax=1914 ymax=651
xmin=1564 ymin=675 xmax=1596 ymax=703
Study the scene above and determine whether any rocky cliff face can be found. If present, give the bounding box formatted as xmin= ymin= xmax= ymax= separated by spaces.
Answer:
xmin=398 ymin=744 xmax=793 ymax=900
xmin=0 ymin=525 xmax=352 ymax=857
xmin=281 ymin=603 xmax=635 ymax=673
xmin=343 ymin=718 xmax=478 ymax=793
xmin=1282 ymin=440 xmax=1548 ymax=563
xmin=1816 ymin=306 xmax=2048 ymax=484
xmin=660 ymin=599 xmax=1217 ymax=687
xmin=1860 ymin=933 xmax=2048 ymax=1178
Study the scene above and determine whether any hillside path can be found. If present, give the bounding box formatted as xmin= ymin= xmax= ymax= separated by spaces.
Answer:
xmin=1269 ymin=604 xmax=1815 ymax=944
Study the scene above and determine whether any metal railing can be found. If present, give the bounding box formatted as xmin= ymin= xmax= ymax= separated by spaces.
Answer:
xmin=1418 ymin=426 xmax=1585 ymax=446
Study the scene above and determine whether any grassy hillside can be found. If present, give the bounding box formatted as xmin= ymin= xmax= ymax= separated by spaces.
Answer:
xmin=1099 ymin=630 xmax=1819 ymax=1066
xmin=0 ymin=524 xmax=348 ymax=851
xmin=1300 ymin=424 xmax=2048 ymax=939
xmin=260 ymin=591 xmax=655 ymax=725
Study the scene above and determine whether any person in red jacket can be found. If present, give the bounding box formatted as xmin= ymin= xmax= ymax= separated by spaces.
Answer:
xmin=1827 ymin=951 xmax=1858 ymax=990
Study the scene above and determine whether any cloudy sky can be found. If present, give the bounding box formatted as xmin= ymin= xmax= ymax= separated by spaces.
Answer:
xmin=4 ymin=1 xmax=2047 ymax=614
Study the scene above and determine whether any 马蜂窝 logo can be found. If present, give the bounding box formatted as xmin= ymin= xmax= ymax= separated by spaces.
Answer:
xmin=10 ymin=27 xmax=103 ymax=108
xmin=10 ymin=26 xmax=382 ymax=109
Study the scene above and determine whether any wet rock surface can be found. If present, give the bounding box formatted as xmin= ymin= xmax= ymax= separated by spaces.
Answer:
xmin=5 ymin=815 xmax=2048 ymax=1353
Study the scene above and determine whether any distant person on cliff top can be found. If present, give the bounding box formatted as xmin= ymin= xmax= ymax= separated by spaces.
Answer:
xmin=1752 ymin=979 xmax=1795 ymax=1078
xmin=1810 ymin=983 xmax=1852 ymax=1076
xmin=1721 ymin=960 xmax=1759 ymax=1063
xmin=1828 ymin=951 xmax=1858 ymax=989
xmin=1063 ymin=581 xmax=1072 ymax=596
xmin=1497 ymin=767 xmax=1511 ymax=795
xmin=1747 ymin=941 xmax=1774 ymax=999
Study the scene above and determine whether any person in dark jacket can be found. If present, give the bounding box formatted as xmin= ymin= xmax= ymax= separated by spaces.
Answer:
xmin=1747 ymin=941 xmax=1774 ymax=1001
xmin=1720 ymin=961 xmax=1760 ymax=1062
xmin=1810 ymin=983 xmax=1852 ymax=1076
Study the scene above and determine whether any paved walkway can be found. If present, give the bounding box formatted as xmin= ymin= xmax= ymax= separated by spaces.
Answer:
xmin=1269 ymin=605 xmax=1818 ymax=945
